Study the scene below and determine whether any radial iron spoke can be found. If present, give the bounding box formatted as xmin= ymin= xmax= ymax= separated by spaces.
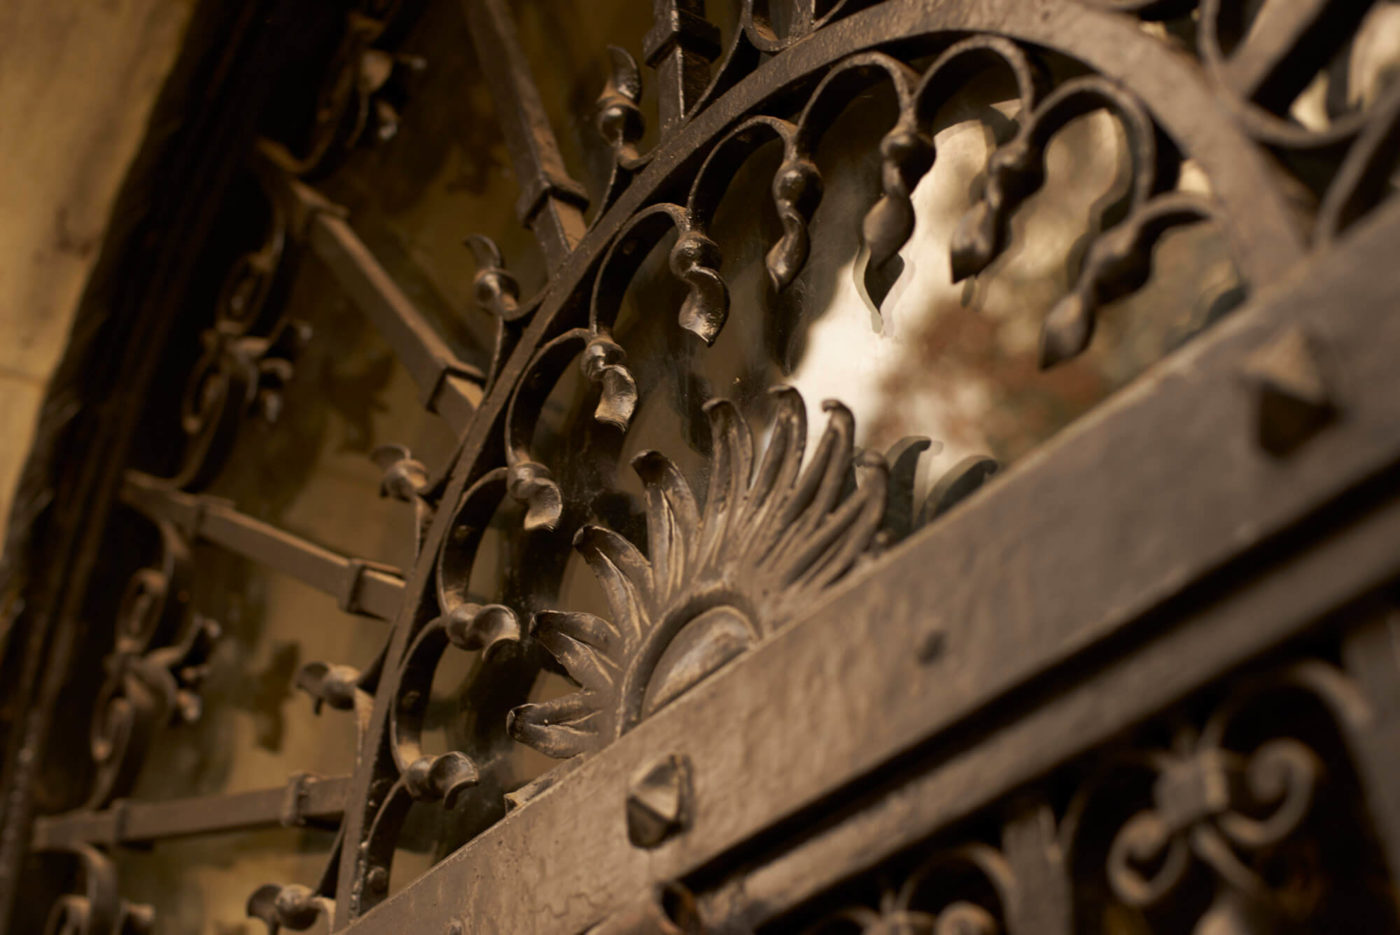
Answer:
xmin=31 ymin=775 xmax=349 ymax=849
xmin=123 ymin=472 xmax=405 ymax=620
xmin=269 ymin=169 xmax=485 ymax=436
xmin=463 ymin=0 xmax=589 ymax=267
xmin=306 ymin=209 xmax=483 ymax=434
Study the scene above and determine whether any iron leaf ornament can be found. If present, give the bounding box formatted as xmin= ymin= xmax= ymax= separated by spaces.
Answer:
xmin=509 ymin=387 xmax=889 ymax=758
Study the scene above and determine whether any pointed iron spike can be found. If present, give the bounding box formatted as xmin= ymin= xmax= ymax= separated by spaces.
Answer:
xmin=625 ymin=753 xmax=692 ymax=848
xmin=862 ymin=194 xmax=914 ymax=270
xmin=1040 ymin=292 xmax=1095 ymax=369
xmin=677 ymin=292 xmax=725 ymax=345
xmin=949 ymin=202 xmax=996 ymax=283
xmin=1243 ymin=326 xmax=1335 ymax=456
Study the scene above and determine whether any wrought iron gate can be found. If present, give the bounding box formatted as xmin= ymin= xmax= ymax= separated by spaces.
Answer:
xmin=4 ymin=0 xmax=1400 ymax=931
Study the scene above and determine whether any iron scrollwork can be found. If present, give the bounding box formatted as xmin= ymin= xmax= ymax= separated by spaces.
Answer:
xmin=36 ymin=845 xmax=153 ymax=935
xmin=20 ymin=0 xmax=1400 ymax=932
xmin=172 ymin=157 xmax=311 ymax=492
xmin=323 ymin=0 xmax=1400 ymax=923
xmin=1074 ymin=661 xmax=1387 ymax=933
xmin=788 ymin=653 xmax=1398 ymax=934
xmin=85 ymin=513 xmax=217 ymax=810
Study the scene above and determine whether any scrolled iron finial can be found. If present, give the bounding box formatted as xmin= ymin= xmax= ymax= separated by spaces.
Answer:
xmin=766 ymin=154 xmax=823 ymax=292
xmin=670 ymin=228 xmax=728 ymax=345
xmin=294 ymin=661 xmax=363 ymax=714
xmin=246 ymin=883 xmax=334 ymax=935
xmin=466 ymin=233 xmax=522 ymax=321
xmin=403 ymin=751 xmax=480 ymax=808
xmin=597 ymin=45 xmax=645 ymax=160
xmin=581 ymin=335 xmax=638 ymax=430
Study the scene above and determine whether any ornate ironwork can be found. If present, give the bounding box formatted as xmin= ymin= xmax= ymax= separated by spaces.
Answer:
xmin=4 ymin=0 xmax=1400 ymax=933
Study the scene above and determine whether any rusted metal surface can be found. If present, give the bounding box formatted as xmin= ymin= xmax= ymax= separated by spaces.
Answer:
xmin=4 ymin=0 xmax=1400 ymax=933
xmin=31 ymin=775 xmax=349 ymax=851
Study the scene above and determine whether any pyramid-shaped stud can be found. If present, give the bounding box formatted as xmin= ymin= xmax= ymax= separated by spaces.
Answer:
xmin=626 ymin=753 xmax=692 ymax=848
xmin=1242 ymin=326 xmax=1334 ymax=456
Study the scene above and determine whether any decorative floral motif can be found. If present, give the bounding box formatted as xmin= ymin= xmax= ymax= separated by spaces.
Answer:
xmin=1107 ymin=737 xmax=1320 ymax=909
xmin=1101 ymin=708 xmax=1330 ymax=932
xmin=85 ymin=513 xmax=221 ymax=809
xmin=509 ymin=387 xmax=888 ymax=758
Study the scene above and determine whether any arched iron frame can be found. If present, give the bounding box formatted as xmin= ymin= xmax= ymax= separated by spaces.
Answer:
xmin=6 ymin=0 xmax=1400 ymax=932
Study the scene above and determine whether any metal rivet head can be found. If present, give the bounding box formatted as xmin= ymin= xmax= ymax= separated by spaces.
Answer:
xmin=365 ymin=866 xmax=389 ymax=894
xmin=917 ymin=630 xmax=946 ymax=664
xmin=626 ymin=753 xmax=692 ymax=848
xmin=1243 ymin=326 xmax=1335 ymax=456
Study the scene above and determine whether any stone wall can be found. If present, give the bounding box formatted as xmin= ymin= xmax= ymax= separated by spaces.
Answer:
xmin=0 ymin=0 xmax=194 ymax=532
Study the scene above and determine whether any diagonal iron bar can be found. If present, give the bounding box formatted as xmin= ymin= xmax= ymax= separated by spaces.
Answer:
xmin=462 ymin=0 xmax=589 ymax=267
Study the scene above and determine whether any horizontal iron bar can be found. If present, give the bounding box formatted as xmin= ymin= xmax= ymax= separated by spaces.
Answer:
xmin=31 ymin=775 xmax=349 ymax=850
xmin=123 ymin=472 xmax=405 ymax=620
xmin=341 ymin=194 xmax=1400 ymax=934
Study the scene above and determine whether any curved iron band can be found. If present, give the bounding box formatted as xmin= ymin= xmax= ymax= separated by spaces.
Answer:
xmin=387 ymin=469 xmax=519 ymax=780
xmin=334 ymin=0 xmax=1308 ymax=919
xmin=359 ymin=200 xmax=1400 ymax=935
xmin=549 ymin=0 xmax=1304 ymax=351
xmin=589 ymin=205 xmax=694 ymax=338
